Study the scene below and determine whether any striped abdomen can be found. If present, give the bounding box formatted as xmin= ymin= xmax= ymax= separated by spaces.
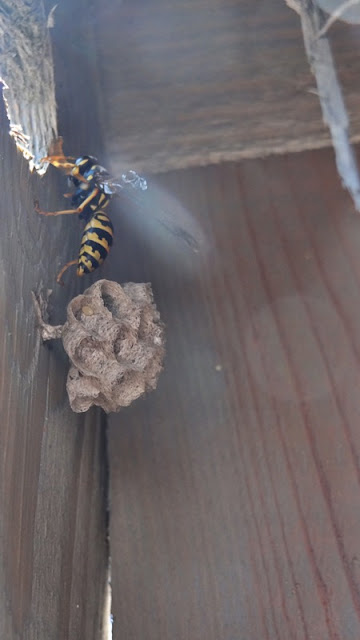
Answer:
xmin=77 ymin=211 xmax=114 ymax=276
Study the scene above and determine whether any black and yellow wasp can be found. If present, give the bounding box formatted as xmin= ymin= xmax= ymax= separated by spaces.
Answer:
xmin=35 ymin=140 xmax=206 ymax=285
xmin=35 ymin=147 xmax=147 ymax=285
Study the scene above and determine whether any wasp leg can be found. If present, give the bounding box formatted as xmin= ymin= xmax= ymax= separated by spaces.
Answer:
xmin=42 ymin=154 xmax=76 ymax=162
xmin=74 ymin=187 xmax=99 ymax=210
xmin=40 ymin=137 xmax=86 ymax=180
xmin=45 ymin=136 xmax=68 ymax=159
xmin=34 ymin=188 xmax=100 ymax=217
xmin=56 ymin=259 xmax=78 ymax=286
xmin=41 ymin=154 xmax=89 ymax=185
xmin=34 ymin=200 xmax=79 ymax=216
xmin=41 ymin=154 xmax=77 ymax=172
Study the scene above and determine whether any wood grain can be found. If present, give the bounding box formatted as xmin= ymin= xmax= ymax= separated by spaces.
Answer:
xmin=0 ymin=0 xmax=110 ymax=636
xmin=108 ymin=146 xmax=360 ymax=639
xmin=0 ymin=0 xmax=57 ymax=171
xmin=89 ymin=0 xmax=360 ymax=174
xmin=291 ymin=0 xmax=360 ymax=211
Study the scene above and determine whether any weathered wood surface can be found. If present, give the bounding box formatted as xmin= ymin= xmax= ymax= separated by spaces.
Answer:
xmin=108 ymin=147 xmax=360 ymax=639
xmin=0 ymin=0 xmax=109 ymax=637
xmin=0 ymin=0 xmax=57 ymax=171
xmin=90 ymin=0 xmax=360 ymax=174
xmin=287 ymin=0 xmax=360 ymax=211
xmin=0 ymin=95 xmax=108 ymax=638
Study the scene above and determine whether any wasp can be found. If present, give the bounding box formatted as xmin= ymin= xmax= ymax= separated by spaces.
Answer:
xmin=35 ymin=139 xmax=207 ymax=285
xmin=34 ymin=146 xmax=147 ymax=285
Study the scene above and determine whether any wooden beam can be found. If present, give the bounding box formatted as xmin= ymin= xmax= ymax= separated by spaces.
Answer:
xmin=286 ymin=0 xmax=360 ymax=210
xmin=86 ymin=0 xmax=360 ymax=173
xmin=0 ymin=0 xmax=111 ymax=635
xmin=108 ymin=146 xmax=360 ymax=640
xmin=0 ymin=95 xmax=108 ymax=639
xmin=0 ymin=0 xmax=57 ymax=171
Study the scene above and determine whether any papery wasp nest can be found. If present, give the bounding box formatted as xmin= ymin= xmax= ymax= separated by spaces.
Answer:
xmin=33 ymin=279 xmax=165 ymax=413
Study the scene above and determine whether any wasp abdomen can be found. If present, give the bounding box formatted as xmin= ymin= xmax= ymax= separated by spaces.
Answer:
xmin=77 ymin=211 xmax=114 ymax=276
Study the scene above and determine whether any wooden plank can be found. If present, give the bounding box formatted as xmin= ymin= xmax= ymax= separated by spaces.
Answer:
xmin=0 ymin=0 xmax=57 ymax=170
xmin=90 ymin=0 xmax=360 ymax=173
xmin=0 ymin=1 xmax=110 ymax=637
xmin=108 ymin=146 xmax=360 ymax=639
xmin=0 ymin=96 xmax=108 ymax=639
xmin=286 ymin=0 xmax=360 ymax=211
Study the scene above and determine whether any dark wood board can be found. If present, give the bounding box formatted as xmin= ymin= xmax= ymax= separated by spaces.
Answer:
xmin=91 ymin=0 xmax=360 ymax=174
xmin=0 ymin=95 xmax=108 ymax=639
xmin=0 ymin=0 xmax=110 ymax=636
xmin=108 ymin=146 xmax=360 ymax=639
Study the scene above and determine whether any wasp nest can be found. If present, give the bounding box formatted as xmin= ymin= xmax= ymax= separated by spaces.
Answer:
xmin=33 ymin=280 xmax=165 ymax=413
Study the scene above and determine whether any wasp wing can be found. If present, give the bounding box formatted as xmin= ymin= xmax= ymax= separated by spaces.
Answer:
xmin=98 ymin=170 xmax=148 ymax=195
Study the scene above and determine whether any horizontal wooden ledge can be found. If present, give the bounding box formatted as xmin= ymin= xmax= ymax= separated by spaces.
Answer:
xmin=84 ymin=0 xmax=360 ymax=174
